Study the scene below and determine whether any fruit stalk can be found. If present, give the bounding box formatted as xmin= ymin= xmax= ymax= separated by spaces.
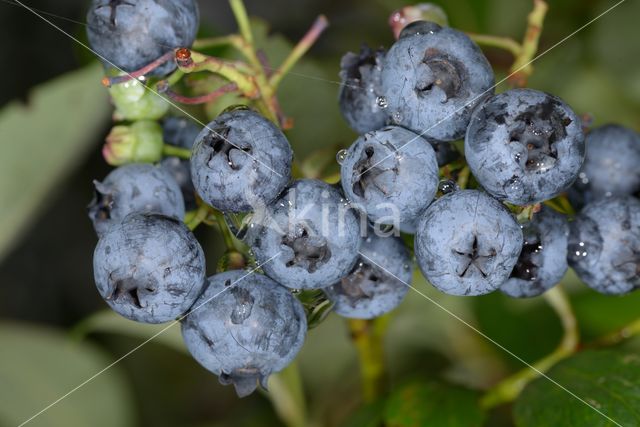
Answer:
xmin=509 ymin=0 xmax=549 ymax=87
xmin=269 ymin=15 xmax=330 ymax=90
xmin=468 ymin=33 xmax=522 ymax=57
xmin=348 ymin=317 xmax=390 ymax=403
xmin=480 ymin=286 xmax=578 ymax=408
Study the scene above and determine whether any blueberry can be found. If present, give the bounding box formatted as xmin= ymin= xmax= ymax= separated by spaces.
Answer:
xmin=380 ymin=21 xmax=495 ymax=142
xmin=163 ymin=116 xmax=201 ymax=150
xmin=190 ymin=110 xmax=293 ymax=213
xmin=338 ymin=45 xmax=388 ymax=134
xmin=160 ymin=117 xmax=202 ymax=211
xmin=324 ymin=232 xmax=412 ymax=319
xmin=568 ymin=196 xmax=640 ymax=295
xmin=569 ymin=124 xmax=640 ymax=207
xmin=160 ymin=157 xmax=197 ymax=211
xmin=465 ymin=89 xmax=585 ymax=205
xmin=415 ymin=190 xmax=523 ymax=296
xmin=181 ymin=270 xmax=307 ymax=397
xmin=340 ymin=126 xmax=439 ymax=227
xmin=87 ymin=0 xmax=199 ymax=76
xmin=93 ymin=213 xmax=206 ymax=323
xmin=501 ymin=207 xmax=569 ymax=298
xmin=247 ymin=179 xmax=361 ymax=290
xmin=88 ymin=163 xmax=185 ymax=237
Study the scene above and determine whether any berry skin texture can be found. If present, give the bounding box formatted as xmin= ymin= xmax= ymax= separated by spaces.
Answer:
xmin=501 ymin=207 xmax=569 ymax=298
xmin=88 ymin=163 xmax=185 ymax=237
xmin=569 ymin=124 xmax=640 ymax=207
xmin=324 ymin=232 xmax=412 ymax=319
xmin=190 ymin=109 xmax=293 ymax=213
xmin=465 ymin=88 xmax=585 ymax=206
xmin=380 ymin=21 xmax=495 ymax=142
xmin=338 ymin=45 xmax=388 ymax=134
xmin=415 ymin=190 xmax=523 ymax=296
xmin=568 ymin=196 xmax=640 ymax=295
xmin=87 ymin=0 xmax=199 ymax=76
xmin=93 ymin=213 xmax=206 ymax=324
xmin=340 ymin=126 xmax=439 ymax=227
xmin=181 ymin=270 xmax=307 ymax=397
xmin=247 ymin=179 xmax=361 ymax=290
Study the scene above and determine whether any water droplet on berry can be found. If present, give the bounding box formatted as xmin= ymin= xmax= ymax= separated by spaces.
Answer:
xmin=336 ymin=149 xmax=348 ymax=164
xmin=376 ymin=96 xmax=388 ymax=109
xmin=391 ymin=111 xmax=403 ymax=123
xmin=438 ymin=179 xmax=459 ymax=195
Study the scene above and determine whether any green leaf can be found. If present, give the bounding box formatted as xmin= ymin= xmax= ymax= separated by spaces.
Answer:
xmin=73 ymin=309 xmax=186 ymax=354
xmin=515 ymin=350 xmax=640 ymax=427
xmin=0 ymin=322 xmax=135 ymax=427
xmin=472 ymin=291 xmax=562 ymax=369
xmin=0 ymin=63 xmax=111 ymax=261
xmin=384 ymin=381 xmax=486 ymax=427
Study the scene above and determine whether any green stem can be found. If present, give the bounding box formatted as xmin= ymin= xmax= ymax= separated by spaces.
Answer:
xmin=509 ymin=0 xmax=548 ymax=87
xmin=266 ymin=362 xmax=308 ymax=427
xmin=589 ymin=318 xmax=640 ymax=348
xmin=185 ymin=203 xmax=211 ymax=231
xmin=468 ymin=33 xmax=522 ymax=57
xmin=212 ymin=210 xmax=236 ymax=250
xmin=269 ymin=15 xmax=329 ymax=90
xmin=480 ymin=287 xmax=578 ymax=409
xmin=229 ymin=0 xmax=254 ymax=46
xmin=348 ymin=316 xmax=389 ymax=403
xmin=162 ymin=144 xmax=191 ymax=159
xmin=177 ymin=51 xmax=257 ymax=97
xmin=456 ymin=165 xmax=471 ymax=189
xmin=228 ymin=0 xmax=254 ymax=50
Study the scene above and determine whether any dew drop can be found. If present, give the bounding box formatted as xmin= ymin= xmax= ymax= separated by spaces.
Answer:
xmin=336 ymin=149 xmax=348 ymax=165
xmin=391 ymin=111 xmax=403 ymax=123
xmin=438 ymin=179 xmax=459 ymax=195
xmin=376 ymin=96 xmax=388 ymax=109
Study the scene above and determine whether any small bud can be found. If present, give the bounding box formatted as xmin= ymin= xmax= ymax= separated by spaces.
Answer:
xmin=109 ymin=74 xmax=169 ymax=121
xmin=103 ymin=121 xmax=164 ymax=166
xmin=389 ymin=3 xmax=449 ymax=40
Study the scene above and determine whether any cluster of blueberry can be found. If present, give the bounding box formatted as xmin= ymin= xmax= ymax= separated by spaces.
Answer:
xmin=85 ymin=0 xmax=640 ymax=397
xmin=338 ymin=20 xmax=640 ymax=298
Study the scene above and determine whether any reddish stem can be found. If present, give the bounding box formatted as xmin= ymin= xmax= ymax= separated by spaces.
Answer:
xmin=157 ymin=82 xmax=238 ymax=105
xmin=102 ymin=50 xmax=176 ymax=87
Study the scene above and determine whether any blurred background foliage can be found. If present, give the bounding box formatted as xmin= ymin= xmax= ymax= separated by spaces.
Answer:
xmin=0 ymin=0 xmax=639 ymax=426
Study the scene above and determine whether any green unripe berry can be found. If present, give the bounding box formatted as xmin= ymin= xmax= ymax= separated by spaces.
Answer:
xmin=103 ymin=121 xmax=164 ymax=166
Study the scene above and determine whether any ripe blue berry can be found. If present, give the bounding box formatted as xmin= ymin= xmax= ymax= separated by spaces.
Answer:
xmin=87 ymin=0 xmax=199 ymax=76
xmin=88 ymin=163 xmax=185 ymax=237
xmin=160 ymin=117 xmax=201 ymax=211
xmin=415 ymin=190 xmax=523 ymax=296
xmin=190 ymin=109 xmax=293 ymax=213
xmin=568 ymin=196 xmax=640 ymax=295
xmin=340 ymin=126 xmax=439 ymax=227
xmin=181 ymin=270 xmax=307 ymax=397
xmin=338 ymin=45 xmax=388 ymax=134
xmin=93 ymin=213 xmax=206 ymax=323
xmin=569 ymin=124 xmax=640 ymax=207
xmin=163 ymin=116 xmax=201 ymax=150
xmin=380 ymin=21 xmax=495 ymax=142
xmin=247 ymin=179 xmax=361 ymax=290
xmin=465 ymin=89 xmax=585 ymax=205
xmin=501 ymin=207 xmax=569 ymax=298
xmin=324 ymin=232 xmax=412 ymax=319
